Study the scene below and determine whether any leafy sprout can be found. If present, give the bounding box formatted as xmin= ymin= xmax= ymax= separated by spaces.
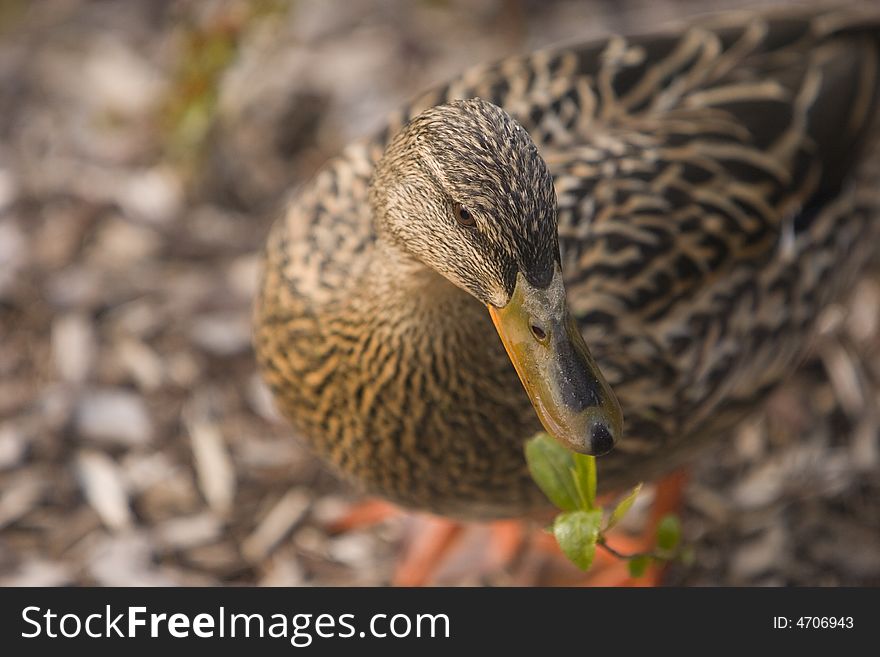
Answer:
xmin=525 ymin=433 xmax=687 ymax=577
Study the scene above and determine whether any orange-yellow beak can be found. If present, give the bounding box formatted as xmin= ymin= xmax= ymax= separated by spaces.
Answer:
xmin=488 ymin=269 xmax=623 ymax=455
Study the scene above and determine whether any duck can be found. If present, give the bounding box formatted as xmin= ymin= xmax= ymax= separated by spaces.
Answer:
xmin=254 ymin=7 xmax=880 ymax=579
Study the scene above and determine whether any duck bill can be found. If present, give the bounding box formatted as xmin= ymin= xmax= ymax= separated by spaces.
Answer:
xmin=488 ymin=269 xmax=623 ymax=456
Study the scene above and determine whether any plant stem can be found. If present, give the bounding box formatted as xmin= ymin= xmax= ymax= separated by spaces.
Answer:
xmin=596 ymin=536 xmax=665 ymax=562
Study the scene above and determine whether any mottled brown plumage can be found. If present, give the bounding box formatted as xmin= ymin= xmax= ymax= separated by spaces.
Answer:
xmin=255 ymin=8 xmax=880 ymax=519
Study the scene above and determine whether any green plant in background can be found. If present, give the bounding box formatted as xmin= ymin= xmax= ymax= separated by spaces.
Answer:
xmin=525 ymin=433 xmax=690 ymax=576
xmin=0 ymin=0 xmax=27 ymax=35
xmin=161 ymin=0 xmax=289 ymax=177
xmin=163 ymin=18 xmax=239 ymax=168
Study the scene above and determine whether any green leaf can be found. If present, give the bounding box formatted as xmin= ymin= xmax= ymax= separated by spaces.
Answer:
xmin=656 ymin=514 xmax=681 ymax=552
xmin=627 ymin=555 xmax=651 ymax=578
xmin=573 ymin=453 xmax=597 ymax=510
xmin=525 ymin=434 xmax=581 ymax=511
xmin=605 ymin=483 xmax=643 ymax=531
xmin=553 ymin=510 xmax=603 ymax=571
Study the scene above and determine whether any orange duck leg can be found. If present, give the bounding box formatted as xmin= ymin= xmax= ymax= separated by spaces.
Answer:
xmin=325 ymin=470 xmax=688 ymax=586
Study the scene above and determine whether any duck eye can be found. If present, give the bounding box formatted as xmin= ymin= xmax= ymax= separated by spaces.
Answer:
xmin=454 ymin=203 xmax=476 ymax=227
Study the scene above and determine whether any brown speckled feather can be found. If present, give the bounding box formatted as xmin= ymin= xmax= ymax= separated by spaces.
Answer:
xmin=255 ymin=8 xmax=880 ymax=518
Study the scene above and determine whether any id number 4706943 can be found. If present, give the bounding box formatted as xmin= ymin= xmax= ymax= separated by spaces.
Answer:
xmin=773 ymin=617 xmax=854 ymax=629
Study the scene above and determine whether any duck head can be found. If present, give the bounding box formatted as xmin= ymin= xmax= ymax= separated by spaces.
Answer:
xmin=369 ymin=98 xmax=623 ymax=456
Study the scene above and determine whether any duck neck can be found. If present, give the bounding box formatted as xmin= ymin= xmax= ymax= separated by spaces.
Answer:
xmin=320 ymin=237 xmax=540 ymax=515
xmin=355 ymin=240 xmax=464 ymax=317
xmin=336 ymin=239 xmax=495 ymax=367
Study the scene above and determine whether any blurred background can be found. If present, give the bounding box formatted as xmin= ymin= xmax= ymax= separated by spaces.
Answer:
xmin=1 ymin=0 xmax=879 ymax=586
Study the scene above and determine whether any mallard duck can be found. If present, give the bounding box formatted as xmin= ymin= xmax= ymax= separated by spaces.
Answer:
xmin=255 ymin=7 xmax=880 ymax=541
